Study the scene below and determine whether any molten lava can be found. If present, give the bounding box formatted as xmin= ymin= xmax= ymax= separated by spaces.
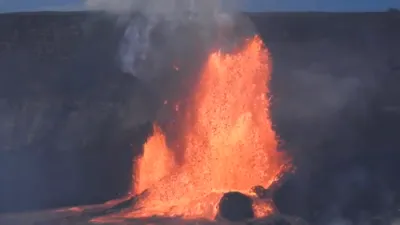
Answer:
xmin=134 ymin=125 xmax=176 ymax=194
xmin=127 ymin=35 xmax=289 ymax=219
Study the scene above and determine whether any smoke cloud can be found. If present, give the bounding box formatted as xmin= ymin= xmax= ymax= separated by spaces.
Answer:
xmin=84 ymin=0 xmax=255 ymax=134
xmin=268 ymin=37 xmax=393 ymax=225
xmin=85 ymin=0 xmax=242 ymax=82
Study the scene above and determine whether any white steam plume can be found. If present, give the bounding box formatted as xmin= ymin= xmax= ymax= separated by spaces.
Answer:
xmin=85 ymin=0 xmax=242 ymax=81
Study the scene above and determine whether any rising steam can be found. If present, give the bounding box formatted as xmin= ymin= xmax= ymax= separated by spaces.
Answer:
xmin=85 ymin=0 xmax=241 ymax=82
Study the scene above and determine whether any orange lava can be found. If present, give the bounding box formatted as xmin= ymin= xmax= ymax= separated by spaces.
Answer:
xmin=133 ymin=125 xmax=176 ymax=195
xmin=126 ymin=35 xmax=289 ymax=220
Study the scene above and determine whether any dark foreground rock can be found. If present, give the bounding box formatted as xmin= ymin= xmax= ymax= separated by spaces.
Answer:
xmin=0 ymin=208 xmax=309 ymax=225
xmin=248 ymin=214 xmax=309 ymax=225
xmin=217 ymin=192 xmax=255 ymax=222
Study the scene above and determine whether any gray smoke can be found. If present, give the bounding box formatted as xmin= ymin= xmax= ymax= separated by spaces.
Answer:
xmin=270 ymin=39 xmax=378 ymax=152
xmin=267 ymin=37 xmax=389 ymax=225
xmin=84 ymin=0 xmax=253 ymax=130
xmin=86 ymin=0 xmax=241 ymax=82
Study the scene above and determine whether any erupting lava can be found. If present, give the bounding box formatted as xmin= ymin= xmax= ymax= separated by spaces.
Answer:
xmin=127 ymin=35 xmax=289 ymax=220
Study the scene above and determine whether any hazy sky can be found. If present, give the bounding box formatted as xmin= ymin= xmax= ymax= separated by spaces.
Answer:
xmin=0 ymin=0 xmax=399 ymax=13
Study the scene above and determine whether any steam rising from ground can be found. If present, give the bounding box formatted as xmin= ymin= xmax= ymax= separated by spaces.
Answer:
xmin=85 ymin=0 xmax=254 ymax=132
xmin=86 ymin=0 xmax=241 ymax=81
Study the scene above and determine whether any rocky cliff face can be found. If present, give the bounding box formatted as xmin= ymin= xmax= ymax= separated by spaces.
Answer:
xmin=0 ymin=11 xmax=399 ymax=218
xmin=251 ymin=13 xmax=400 ymax=222
xmin=255 ymin=12 xmax=400 ymax=172
xmin=0 ymin=11 xmax=154 ymax=212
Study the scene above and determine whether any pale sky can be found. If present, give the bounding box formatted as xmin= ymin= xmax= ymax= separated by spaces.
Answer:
xmin=0 ymin=0 xmax=399 ymax=13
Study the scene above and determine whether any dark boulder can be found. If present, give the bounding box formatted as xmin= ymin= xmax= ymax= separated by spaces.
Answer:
xmin=216 ymin=191 xmax=255 ymax=222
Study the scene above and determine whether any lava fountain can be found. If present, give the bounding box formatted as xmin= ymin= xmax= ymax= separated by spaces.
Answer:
xmin=126 ymin=35 xmax=290 ymax=220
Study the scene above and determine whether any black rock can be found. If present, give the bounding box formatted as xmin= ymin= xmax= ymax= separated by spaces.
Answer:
xmin=248 ymin=214 xmax=309 ymax=225
xmin=217 ymin=191 xmax=255 ymax=222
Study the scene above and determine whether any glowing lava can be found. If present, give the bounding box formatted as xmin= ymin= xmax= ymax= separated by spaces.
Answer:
xmin=134 ymin=125 xmax=176 ymax=194
xmin=127 ymin=35 xmax=289 ymax=220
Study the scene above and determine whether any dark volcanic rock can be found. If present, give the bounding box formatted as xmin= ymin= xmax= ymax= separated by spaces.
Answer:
xmin=217 ymin=192 xmax=254 ymax=222
xmin=0 ymin=11 xmax=155 ymax=213
xmin=248 ymin=214 xmax=309 ymax=225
